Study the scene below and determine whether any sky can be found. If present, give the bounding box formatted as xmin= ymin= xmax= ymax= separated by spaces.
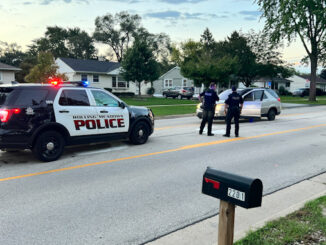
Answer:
xmin=0 ymin=0 xmax=312 ymax=71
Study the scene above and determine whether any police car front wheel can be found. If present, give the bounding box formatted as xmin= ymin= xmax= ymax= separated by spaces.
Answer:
xmin=130 ymin=122 xmax=150 ymax=145
xmin=33 ymin=131 xmax=65 ymax=162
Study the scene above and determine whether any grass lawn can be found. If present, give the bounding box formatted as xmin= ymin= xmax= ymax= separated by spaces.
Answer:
xmin=149 ymin=105 xmax=196 ymax=117
xmin=281 ymin=96 xmax=326 ymax=105
xmin=120 ymin=96 xmax=197 ymax=106
xmin=235 ymin=196 xmax=326 ymax=245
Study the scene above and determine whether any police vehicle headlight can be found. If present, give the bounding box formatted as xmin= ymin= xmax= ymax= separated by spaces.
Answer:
xmin=149 ymin=109 xmax=154 ymax=120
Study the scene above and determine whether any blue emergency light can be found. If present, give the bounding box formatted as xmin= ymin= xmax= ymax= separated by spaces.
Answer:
xmin=81 ymin=81 xmax=89 ymax=87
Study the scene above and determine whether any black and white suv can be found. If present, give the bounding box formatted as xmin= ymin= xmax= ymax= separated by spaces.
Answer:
xmin=0 ymin=82 xmax=154 ymax=162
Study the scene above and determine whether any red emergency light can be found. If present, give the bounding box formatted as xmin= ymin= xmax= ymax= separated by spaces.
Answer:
xmin=49 ymin=77 xmax=62 ymax=86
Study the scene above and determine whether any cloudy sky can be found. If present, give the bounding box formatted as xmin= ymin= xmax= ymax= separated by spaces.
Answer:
xmin=0 ymin=0 xmax=306 ymax=64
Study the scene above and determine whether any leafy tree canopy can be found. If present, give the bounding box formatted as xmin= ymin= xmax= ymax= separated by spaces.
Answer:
xmin=25 ymin=52 xmax=67 ymax=83
xmin=30 ymin=26 xmax=97 ymax=59
xmin=121 ymin=38 xmax=160 ymax=95
xmin=256 ymin=0 xmax=326 ymax=100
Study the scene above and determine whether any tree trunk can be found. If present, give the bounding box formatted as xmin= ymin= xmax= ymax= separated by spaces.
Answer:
xmin=138 ymin=81 xmax=141 ymax=96
xmin=309 ymin=54 xmax=317 ymax=101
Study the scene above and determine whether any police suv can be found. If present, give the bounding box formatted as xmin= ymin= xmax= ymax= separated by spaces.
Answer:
xmin=0 ymin=81 xmax=154 ymax=162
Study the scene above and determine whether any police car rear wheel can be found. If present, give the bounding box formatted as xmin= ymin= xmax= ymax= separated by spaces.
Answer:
xmin=130 ymin=122 xmax=149 ymax=145
xmin=33 ymin=131 xmax=65 ymax=162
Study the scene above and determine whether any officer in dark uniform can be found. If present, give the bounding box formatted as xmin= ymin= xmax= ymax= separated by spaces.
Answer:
xmin=199 ymin=83 xmax=219 ymax=136
xmin=223 ymin=86 xmax=243 ymax=137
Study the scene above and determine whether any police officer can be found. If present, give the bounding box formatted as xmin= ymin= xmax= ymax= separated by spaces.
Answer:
xmin=223 ymin=86 xmax=243 ymax=137
xmin=199 ymin=83 xmax=219 ymax=136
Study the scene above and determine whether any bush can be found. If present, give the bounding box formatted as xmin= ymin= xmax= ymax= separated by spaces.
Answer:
xmin=104 ymin=88 xmax=113 ymax=92
xmin=147 ymin=87 xmax=155 ymax=95
xmin=278 ymin=86 xmax=292 ymax=96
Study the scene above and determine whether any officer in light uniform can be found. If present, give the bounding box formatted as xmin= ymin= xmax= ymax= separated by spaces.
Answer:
xmin=199 ymin=83 xmax=219 ymax=136
xmin=223 ymin=86 xmax=243 ymax=137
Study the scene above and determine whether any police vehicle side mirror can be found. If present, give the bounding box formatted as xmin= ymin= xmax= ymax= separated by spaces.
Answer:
xmin=119 ymin=102 xmax=126 ymax=109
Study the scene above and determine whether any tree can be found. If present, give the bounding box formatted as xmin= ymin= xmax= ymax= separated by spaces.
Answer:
xmin=178 ymin=37 xmax=239 ymax=88
xmin=94 ymin=12 xmax=141 ymax=62
xmin=30 ymin=26 xmax=97 ymax=59
xmin=256 ymin=0 xmax=326 ymax=101
xmin=221 ymin=31 xmax=258 ymax=87
xmin=200 ymin=28 xmax=215 ymax=49
xmin=121 ymin=38 xmax=160 ymax=95
xmin=25 ymin=52 xmax=67 ymax=83
xmin=0 ymin=41 xmax=37 ymax=83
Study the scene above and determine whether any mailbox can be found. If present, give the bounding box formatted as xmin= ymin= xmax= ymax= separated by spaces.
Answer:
xmin=202 ymin=167 xmax=263 ymax=209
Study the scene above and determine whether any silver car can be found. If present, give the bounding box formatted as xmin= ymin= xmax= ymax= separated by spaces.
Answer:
xmin=196 ymin=88 xmax=282 ymax=121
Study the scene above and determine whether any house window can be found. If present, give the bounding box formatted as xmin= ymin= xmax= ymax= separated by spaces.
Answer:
xmin=183 ymin=79 xmax=187 ymax=87
xmin=112 ymin=76 xmax=117 ymax=87
xmin=93 ymin=75 xmax=99 ymax=83
xmin=285 ymin=82 xmax=290 ymax=88
xmin=117 ymin=76 xmax=129 ymax=88
xmin=164 ymin=79 xmax=173 ymax=88
xmin=81 ymin=74 xmax=88 ymax=81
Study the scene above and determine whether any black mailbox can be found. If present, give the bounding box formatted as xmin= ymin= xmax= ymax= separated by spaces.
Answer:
xmin=202 ymin=167 xmax=263 ymax=209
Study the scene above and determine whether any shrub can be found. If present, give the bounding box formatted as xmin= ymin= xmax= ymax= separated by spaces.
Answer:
xmin=147 ymin=87 xmax=155 ymax=95
xmin=279 ymin=86 xmax=292 ymax=96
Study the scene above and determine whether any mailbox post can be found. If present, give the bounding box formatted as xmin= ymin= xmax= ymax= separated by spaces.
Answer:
xmin=202 ymin=167 xmax=263 ymax=245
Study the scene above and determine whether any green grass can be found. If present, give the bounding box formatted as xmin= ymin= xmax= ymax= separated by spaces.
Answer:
xmin=281 ymin=96 xmax=326 ymax=105
xmin=235 ymin=196 xmax=326 ymax=245
xmin=149 ymin=105 xmax=197 ymax=117
xmin=120 ymin=96 xmax=197 ymax=106
xmin=118 ymin=96 xmax=198 ymax=117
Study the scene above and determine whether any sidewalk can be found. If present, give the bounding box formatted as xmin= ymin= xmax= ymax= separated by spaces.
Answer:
xmin=147 ymin=172 xmax=326 ymax=245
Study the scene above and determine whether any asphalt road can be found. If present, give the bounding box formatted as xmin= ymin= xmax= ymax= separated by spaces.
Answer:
xmin=1 ymin=106 xmax=326 ymax=245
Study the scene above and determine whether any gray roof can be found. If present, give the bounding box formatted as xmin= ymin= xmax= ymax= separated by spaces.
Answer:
xmin=0 ymin=62 xmax=21 ymax=71
xmin=59 ymin=57 xmax=120 ymax=74
xmin=299 ymin=74 xmax=326 ymax=84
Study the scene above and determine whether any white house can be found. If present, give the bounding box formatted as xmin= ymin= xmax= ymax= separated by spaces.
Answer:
xmin=56 ymin=57 xmax=150 ymax=95
xmin=153 ymin=66 xmax=203 ymax=96
xmin=288 ymin=74 xmax=326 ymax=92
xmin=0 ymin=62 xmax=21 ymax=84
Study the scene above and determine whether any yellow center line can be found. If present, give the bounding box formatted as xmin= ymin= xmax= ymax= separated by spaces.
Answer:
xmin=1 ymin=123 xmax=326 ymax=183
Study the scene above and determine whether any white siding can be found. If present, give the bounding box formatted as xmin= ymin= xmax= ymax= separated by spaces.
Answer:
xmin=287 ymin=75 xmax=309 ymax=92
xmin=0 ymin=71 xmax=16 ymax=84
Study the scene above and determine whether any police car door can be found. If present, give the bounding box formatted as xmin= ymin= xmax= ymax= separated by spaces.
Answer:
xmin=53 ymin=88 xmax=99 ymax=136
xmin=89 ymin=89 xmax=129 ymax=134
xmin=242 ymin=91 xmax=261 ymax=118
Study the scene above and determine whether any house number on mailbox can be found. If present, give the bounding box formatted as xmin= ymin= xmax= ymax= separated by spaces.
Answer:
xmin=227 ymin=188 xmax=245 ymax=202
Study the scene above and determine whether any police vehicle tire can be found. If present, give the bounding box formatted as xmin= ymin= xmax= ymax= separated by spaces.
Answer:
xmin=267 ymin=109 xmax=276 ymax=121
xmin=32 ymin=131 xmax=65 ymax=162
xmin=130 ymin=122 xmax=150 ymax=145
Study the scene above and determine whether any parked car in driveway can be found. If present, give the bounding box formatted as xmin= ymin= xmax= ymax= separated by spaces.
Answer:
xmin=293 ymin=88 xmax=326 ymax=97
xmin=163 ymin=87 xmax=194 ymax=99
xmin=196 ymin=88 xmax=282 ymax=121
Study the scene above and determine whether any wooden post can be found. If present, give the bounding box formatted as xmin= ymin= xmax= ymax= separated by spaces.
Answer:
xmin=218 ymin=200 xmax=235 ymax=245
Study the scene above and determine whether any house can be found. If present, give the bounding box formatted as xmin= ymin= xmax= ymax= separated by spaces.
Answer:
xmin=55 ymin=57 xmax=150 ymax=95
xmin=238 ymin=77 xmax=292 ymax=90
xmin=153 ymin=66 xmax=202 ymax=96
xmin=294 ymin=74 xmax=326 ymax=92
xmin=0 ymin=62 xmax=21 ymax=84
